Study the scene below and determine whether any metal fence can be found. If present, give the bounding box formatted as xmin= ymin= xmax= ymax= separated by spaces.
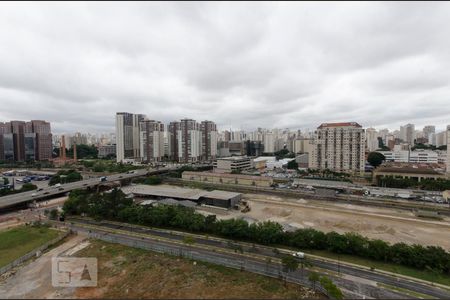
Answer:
xmin=0 ymin=230 xmax=70 ymax=275
xmin=87 ymin=231 xmax=329 ymax=297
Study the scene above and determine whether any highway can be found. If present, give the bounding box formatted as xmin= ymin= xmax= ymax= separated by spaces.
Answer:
xmin=66 ymin=217 xmax=450 ymax=299
xmin=64 ymin=220 xmax=406 ymax=299
xmin=0 ymin=168 xmax=153 ymax=210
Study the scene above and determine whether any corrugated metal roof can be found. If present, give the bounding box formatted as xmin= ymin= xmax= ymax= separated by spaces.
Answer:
xmin=122 ymin=184 xmax=241 ymax=201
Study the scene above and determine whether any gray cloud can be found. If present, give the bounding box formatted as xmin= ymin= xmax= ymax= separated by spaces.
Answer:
xmin=1 ymin=2 xmax=450 ymax=134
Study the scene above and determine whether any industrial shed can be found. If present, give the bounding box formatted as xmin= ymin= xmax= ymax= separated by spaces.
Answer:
xmin=121 ymin=185 xmax=242 ymax=209
xmin=200 ymin=190 xmax=241 ymax=209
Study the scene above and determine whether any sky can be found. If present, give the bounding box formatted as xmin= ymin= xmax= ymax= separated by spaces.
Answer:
xmin=1 ymin=2 xmax=450 ymax=134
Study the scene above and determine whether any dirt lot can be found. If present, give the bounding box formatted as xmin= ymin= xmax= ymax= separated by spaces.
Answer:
xmin=0 ymin=234 xmax=86 ymax=299
xmin=206 ymin=193 xmax=450 ymax=250
xmin=74 ymin=240 xmax=322 ymax=299
xmin=0 ymin=235 xmax=322 ymax=299
xmin=0 ymin=196 xmax=67 ymax=231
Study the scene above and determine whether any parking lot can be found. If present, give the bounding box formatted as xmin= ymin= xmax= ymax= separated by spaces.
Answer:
xmin=1 ymin=171 xmax=52 ymax=191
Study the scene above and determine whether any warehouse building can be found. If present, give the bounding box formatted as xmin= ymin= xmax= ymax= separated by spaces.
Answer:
xmin=182 ymin=171 xmax=273 ymax=187
xmin=121 ymin=185 xmax=241 ymax=209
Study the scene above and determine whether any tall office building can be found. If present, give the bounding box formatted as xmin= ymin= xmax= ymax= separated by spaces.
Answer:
xmin=423 ymin=125 xmax=436 ymax=142
xmin=365 ymin=127 xmax=379 ymax=152
xmin=200 ymin=120 xmax=218 ymax=161
xmin=31 ymin=120 xmax=52 ymax=160
xmin=446 ymin=125 xmax=450 ymax=175
xmin=115 ymin=112 xmax=145 ymax=162
xmin=403 ymin=123 xmax=415 ymax=146
xmin=168 ymin=121 xmax=180 ymax=161
xmin=10 ymin=121 xmax=26 ymax=162
xmin=139 ymin=119 xmax=164 ymax=163
xmin=132 ymin=114 xmax=145 ymax=158
xmin=0 ymin=120 xmax=52 ymax=162
xmin=178 ymin=118 xmax=201 ymax=163
xmin=310 ymin=122 xmax=365 ymax=174
xmin=263 ymin=132 xmax=275 ymax=153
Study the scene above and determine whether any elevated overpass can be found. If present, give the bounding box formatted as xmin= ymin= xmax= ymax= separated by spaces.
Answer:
xmin=0 ymin=166 xmax=198 ymax=210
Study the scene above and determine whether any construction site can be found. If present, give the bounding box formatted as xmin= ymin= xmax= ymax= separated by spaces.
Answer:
xmin=194 ymin=189 xmax=450 ymax=250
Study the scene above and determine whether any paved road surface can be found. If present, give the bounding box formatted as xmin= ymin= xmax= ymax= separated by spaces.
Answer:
xmin=0 ymin=169 xmax=152 ymax=209
xmin=68 ymin=218 xmax=450 ymax=299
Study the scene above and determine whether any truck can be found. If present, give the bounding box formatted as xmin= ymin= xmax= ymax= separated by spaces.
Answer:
xmin=292 ymin=251 xmax=305 ymax=259
xmin=100 ymin=176 xmax=107 ymax=182
xmin=395 ymin=193 xmax=412 ymax=199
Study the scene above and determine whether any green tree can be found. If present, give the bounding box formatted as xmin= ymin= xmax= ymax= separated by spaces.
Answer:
xmin=287 ymin=160 xmax=298 ymax=169
xmin=144 ymin=176 xmax=162 ymax=185
xmin=281 ymin=254 xmax=299 ymax=273
xmin=368 ymin=152 xmax=385 ymax=167
xmin=308 ymin=271 xmax=320 ymax=290
xmin=319 ymin=276 xmax=344 ymax=300
xmin=21 ymin=183 xmax=37 ymax=192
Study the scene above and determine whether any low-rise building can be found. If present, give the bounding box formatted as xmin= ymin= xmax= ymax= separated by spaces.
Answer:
xmin=98 ymin=144 xmax=116 ymax=158
xmin=213 ymin=156 xmax=252 ymax=173
xmin=182 ymin=171 xmax=273 ymax=187
xmin=373 ymin=162 xmax=446 ymax=184
xmin=122 ymin=184 xmax=241 ymax=209
xmin=377 ymin=149 xmax=439 ymax=164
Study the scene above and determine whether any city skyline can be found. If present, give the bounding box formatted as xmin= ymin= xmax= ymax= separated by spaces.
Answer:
xmin=1 ymin=2 xmax=450 ymax=133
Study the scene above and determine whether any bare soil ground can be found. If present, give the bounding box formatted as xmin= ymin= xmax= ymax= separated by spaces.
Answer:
xmin=0 ymin=196 xmax=67 ymax=231
xmin=0 ymin=234 xmax=86 ymax=299
xmin=205 ymin=193 xmax=450 ymax=250
xmin=74 ymin=240 xmax=322 ymax=299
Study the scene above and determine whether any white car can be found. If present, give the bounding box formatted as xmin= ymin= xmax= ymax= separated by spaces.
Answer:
xmin=292 ymin=251 xmax=305 ymax=259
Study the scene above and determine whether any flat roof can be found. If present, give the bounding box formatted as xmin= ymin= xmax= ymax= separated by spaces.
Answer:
xmin=375 ymin=167 xmax=443 ymax=175
xmin=122 ymin=184 xmax=241 ymax=201
xmin=318 ymin=122 xmax=362 ymax=129
xmin=216 ymin=156 xmax=250 ymax=161
xmin=183 ymin=171 xmax=272 ymax=181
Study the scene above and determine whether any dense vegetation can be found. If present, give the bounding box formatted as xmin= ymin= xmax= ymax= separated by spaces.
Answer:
xmin=412 ymin=143 xmax=447 ymax=151
xmin=167 ymin=165 xmax=212 ymax=178
xmin=63 ymin=189 xmax=450 ymax=275
xmin=66 ymin=144 xmax=99 ymax=159
xmin=379 ymin=177 xmax=450 ymax=191
xmin=81 ymin=160 xmax=145 ymax=173
xmin=49 ymin=170 xmax=83 ymax=186
xmin=367 ymin=152 xmax=385 ymax=167
xmin=287 ymin=160 xmax=298 ymax=169
xmin=133 ymin=176 xmax=162 ymax=185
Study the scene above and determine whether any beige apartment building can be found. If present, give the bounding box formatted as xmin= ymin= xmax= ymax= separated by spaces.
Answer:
xmin=310 ymin=122 xmax=365 ymax=174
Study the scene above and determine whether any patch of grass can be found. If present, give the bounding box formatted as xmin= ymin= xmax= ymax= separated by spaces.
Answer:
xmin=260 ymin=278 xmax=282 ymax=293
xmin=74 ymin=239 xmax=321 ymax=299
xmin=0 ymin=225 xmax=60 ymax=268
xmin=304 ymin=249 xmax=450 ymax=287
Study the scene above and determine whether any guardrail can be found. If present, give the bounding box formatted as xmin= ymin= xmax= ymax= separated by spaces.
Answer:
xmin=0 ymin=230 xmax=70 ymax=276
xmin=84 ymin=230 xmax=330 ymax=298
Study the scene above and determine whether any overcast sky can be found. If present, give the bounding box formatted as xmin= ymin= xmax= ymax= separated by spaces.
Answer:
xmin=1 ymin=2 xmax=450 ymax=134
